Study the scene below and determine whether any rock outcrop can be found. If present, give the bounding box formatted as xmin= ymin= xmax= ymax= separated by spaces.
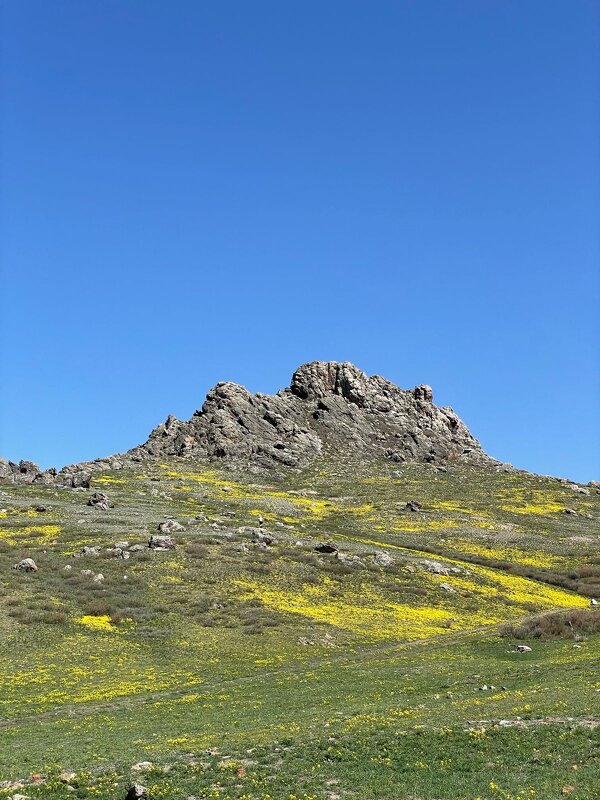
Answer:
xmin=130 ymin=361 xmax=490 ymax=469
xmin=4 ymin=361 xmax=494 ymax=481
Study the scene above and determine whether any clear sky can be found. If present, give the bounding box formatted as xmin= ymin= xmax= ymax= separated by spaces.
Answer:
xmin=1 ymin=1 xmax=598 ymax=482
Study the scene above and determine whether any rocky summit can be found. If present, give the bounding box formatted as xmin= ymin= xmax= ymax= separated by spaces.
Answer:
xmin=136 ymin=360 xmax=490 ymax=469
xmin=1 ymin=362 xmax=493 ymax=484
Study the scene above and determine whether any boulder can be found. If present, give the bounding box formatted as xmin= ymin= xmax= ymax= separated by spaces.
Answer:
xmin=77 ymin=546 xmax=101 ymax=557
xmin=87 ymin=492 xmax=113 ymax=510
xmin=567 ymin=484 xmax=590 ymax=495
xmin=149 ymin=534 xmax=176 ymax=550
xmin=373 ymin=552 xmax=394 ymax=567
xmin=158 ymin=519 xmax=185 ymax=534
xmin=12 ymin=558 xmax=37 ymax=572
xmin=65 ymin=471 xmax=91 ymax=488
xmin=251 ymin=529 xmax=275 ymax=546
xmin=315 ymin=542 xmax=338 ymax=554
xmin=125 ymin=786 xmax=148 ymax=800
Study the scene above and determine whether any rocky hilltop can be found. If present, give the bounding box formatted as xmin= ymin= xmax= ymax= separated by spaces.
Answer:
xmin=1 ymin=361 xmax=494 ymax=484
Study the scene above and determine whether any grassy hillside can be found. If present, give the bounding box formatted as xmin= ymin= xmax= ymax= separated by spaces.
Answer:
xmin=0 ymin=457 xmax=598 ymax=799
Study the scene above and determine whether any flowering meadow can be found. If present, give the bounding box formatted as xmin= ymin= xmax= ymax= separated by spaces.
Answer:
xmin=0 ymin=457 xmax=598 ymax=798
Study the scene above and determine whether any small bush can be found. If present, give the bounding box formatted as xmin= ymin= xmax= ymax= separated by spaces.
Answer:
xmin=502 ymin=608 xmax=600 ymax=640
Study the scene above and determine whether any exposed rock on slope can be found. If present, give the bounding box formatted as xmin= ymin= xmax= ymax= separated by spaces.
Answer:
xmin=129 ymin=360 xmax=490 ymax=469
xmin=3 ymin=361 xmax=494 ymax=483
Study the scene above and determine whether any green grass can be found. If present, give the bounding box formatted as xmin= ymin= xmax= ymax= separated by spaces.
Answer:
xmin=0 ymin=456 xmax=598 ymax=798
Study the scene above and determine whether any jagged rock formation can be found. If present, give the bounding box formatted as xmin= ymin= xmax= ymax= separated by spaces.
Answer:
xmin=2 ymin=361 xmax=494 ymax=483
xmin=0 ymin=457 xmax=56 ymax=485
xmin=128 ymin=361 xmax=490 ymax=469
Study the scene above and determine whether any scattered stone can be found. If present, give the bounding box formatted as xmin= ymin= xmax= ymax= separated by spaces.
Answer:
xmin=336 ymin=552 xmax=363 ymax=566
xmin=59 ymin=772 xmax=76 ymax=784
xmin=420 ymin=559 xmax=457 ymax=576
xmin=440 ymin=582 xmax=455 ymax=592
xmin=115 ymin=541 xmax=130 ymax=549
xmin=563 ymin=508 xmax=577 ymax=516
xmin=251 ymin=530 xmax=275 ymax=546
xmin=63 ymin=564 xmax=72 ymax=571
xmin=373 ymin=552 xmax=394 ymax=567
xmin=93 ymin=573 xmax=104 ymax=583
xmin=158 ymin=519 xmax=185 ymax=534
xmin=107 ymin=547 xmax=130 ymax=559
xmin=405 ymin=500 xmax=421 ymax=512
xmin=149 ymin=534 xmax=176 ymax=550
xmin=131 ymin=762 xmax=154 ymax=772
xmin=77 ymin=546 xmax=101 ymax=557
xmin=87 ymin=491 xmax=113 ymax=510
xmin=515 ymin=645 xmax=532 ymax=653
xmin=66 ymin=472 xmax=91 ymax=488
xmin=385 ymin=449 xmax=404 ymax=463
xmin=315 ymin=542 xmax=338 ymax=554
xmin=128 ymin=544 xmax=145 ymax=553
xmin=125 ymin=786 xmax=148 ymax=800
xmin=12 ymin=558 xmax=37 ymax=572
xmin=34 ymin=505 xmax=51 ymax=512
xmin=567 ymin=484 xmax=590 ymax=495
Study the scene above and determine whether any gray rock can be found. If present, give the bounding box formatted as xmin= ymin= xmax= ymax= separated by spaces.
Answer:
xmin=567 ymin=484 xmax=590 ymax=495
xmin=63 ymin=471 xmax=91 ymax=488
xmin=77 ymin=546 xmax=101 ymax=557
xmin=421 ymin=559 xmax=452 ymax=576
xmin=158 ymin=519 xmax=185 ymax=534
xmin=373 ymin=552 xmax=394 ymax=567
xmin=315 ymin=542 xmax=338 ymax=554
xmin=87 ymin=492 xmax=113 ymax=510
xmin=128 ymin=544 xmax=145 ymax=553
xmin=12 ymin=558 xmax=37 ymax=572
xmin=114 ymin=361 xmax=493 ymax=472
xmin=149 ymin=534 xmax=176 ymax=550
xmin=125 ymin=786 xmax=148 ymax=800
xmin=243 ymin=528 xmax=275 ymax=545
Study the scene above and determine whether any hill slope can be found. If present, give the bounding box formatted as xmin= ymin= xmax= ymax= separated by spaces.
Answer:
xmin=0 ymin=363 xmax=598 ymax=799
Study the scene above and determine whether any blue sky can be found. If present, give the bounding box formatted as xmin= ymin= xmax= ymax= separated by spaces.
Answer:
xmin=1 ymin=0 xmax=598 ymax=481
